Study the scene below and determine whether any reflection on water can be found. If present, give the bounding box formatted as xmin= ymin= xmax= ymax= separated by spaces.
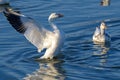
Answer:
xmin=101 ymin=0 xmax=110 ymax=6
xmin=93 ymin=42 xmax=110 ymax=66
xmin=0 ymin=0 xmax=120 ymax=80
xmin=24 ymin=60 xmax=65 ymax=80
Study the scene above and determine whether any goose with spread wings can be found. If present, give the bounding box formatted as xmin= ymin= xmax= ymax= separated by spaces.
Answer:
xmin=3 ymin=8 xmax=65 ymax=59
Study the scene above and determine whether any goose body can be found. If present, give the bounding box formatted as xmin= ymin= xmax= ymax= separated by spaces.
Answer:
xmin=93 ymin=22 xmax=111 ymax=43
xmin=3 ymin=8 xmax=65 ymax=59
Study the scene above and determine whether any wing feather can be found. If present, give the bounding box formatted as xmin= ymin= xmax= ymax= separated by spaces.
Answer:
xmin=94 ymin=27 xmax=100 ymax=36
xmin=3 ymin=8 xmax=52 ymax=52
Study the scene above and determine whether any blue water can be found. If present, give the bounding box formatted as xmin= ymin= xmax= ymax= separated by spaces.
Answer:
xmin=0 ymin=0 xmax=120 ymax=80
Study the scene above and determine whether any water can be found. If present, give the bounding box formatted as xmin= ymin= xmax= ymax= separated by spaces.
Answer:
xmin=0 ymin=0 xmax=120 ymax=80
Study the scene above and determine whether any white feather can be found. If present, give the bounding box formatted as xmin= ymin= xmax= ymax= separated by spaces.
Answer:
xmin=93 ymin=22 xmax=111 ymax=43
xmin=4 ymin=9 xmax=65 ymax=59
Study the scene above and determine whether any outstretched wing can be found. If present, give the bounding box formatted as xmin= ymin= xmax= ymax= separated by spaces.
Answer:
xmin=3 ymin=8 xmax=51 ymax=52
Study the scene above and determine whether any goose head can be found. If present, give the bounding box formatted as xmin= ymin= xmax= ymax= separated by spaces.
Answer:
xmin=100 ymin=22 xmax=107 ymax=30
xmin=48 ymin=13 xmax=63 ymax=22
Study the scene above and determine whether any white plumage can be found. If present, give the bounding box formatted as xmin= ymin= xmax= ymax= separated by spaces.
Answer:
xmin=3 ymin=8 xmax=65 ymax=59
xmin=93 ymin=22 xmax=111 ymax=43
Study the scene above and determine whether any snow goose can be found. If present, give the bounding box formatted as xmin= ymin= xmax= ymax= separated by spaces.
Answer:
xmin=3 ymin=8 xmax=65 ymax=59
xmin=93 ymin=22 xmax=111 ymax=43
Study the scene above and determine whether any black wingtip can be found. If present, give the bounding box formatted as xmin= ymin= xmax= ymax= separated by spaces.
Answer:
xmin=3 ymin=8 xmax=26 ymax=34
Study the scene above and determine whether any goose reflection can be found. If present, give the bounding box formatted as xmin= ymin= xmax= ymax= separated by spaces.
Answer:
xmin=24 ymin=60 xmax=65 ymax=80
xmin=93 ymin=43 xmax=110 ymax=65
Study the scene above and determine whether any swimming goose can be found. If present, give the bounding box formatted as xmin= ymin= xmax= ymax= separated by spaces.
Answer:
xmin=3 ymin=8 xmax=65 ymax=59
xmin=93 ymin=22 xmax=111 ymax=43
